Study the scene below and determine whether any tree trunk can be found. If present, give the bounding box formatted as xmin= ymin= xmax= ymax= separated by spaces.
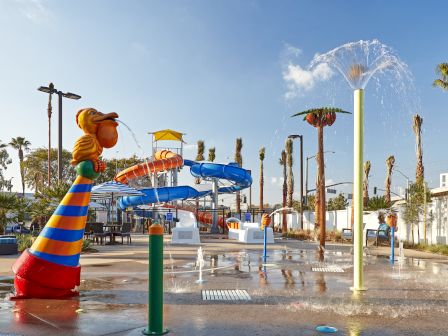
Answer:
xmin=260 ymin=161 xmax=264 ymax=211
xmin=236 ymin=192 xmax=241 ymax=213
xmin=19 ymin=149 xmax=25 ymax=196
xmin=282 ymin=165 xmax=287 ymax=233
xmin=317 ymin=126 xmax=326 ymax=254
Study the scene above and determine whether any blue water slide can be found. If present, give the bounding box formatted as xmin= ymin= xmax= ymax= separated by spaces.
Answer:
xmin=117 ymin=160 xmax=252 ymax=210
xmin=118 ymin=186 xmax=211 ymax=209
xmin=184 ymin=160 xmax=252 ymax=192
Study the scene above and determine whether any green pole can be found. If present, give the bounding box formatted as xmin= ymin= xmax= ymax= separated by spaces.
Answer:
xmin=143 ymin=224 xmax=169 ymax=335
xmin=353 ymin=89 xmax=366 ymax=291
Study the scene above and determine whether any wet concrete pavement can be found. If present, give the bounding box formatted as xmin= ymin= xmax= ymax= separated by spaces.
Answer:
xmin=1 ymin=235 xmax=448 ymax=335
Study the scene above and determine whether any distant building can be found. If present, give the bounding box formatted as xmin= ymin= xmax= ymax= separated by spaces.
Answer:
xmin=440 ymin=173 xmax=448 ymax=188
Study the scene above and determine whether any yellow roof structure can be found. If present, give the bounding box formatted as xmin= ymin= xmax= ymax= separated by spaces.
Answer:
xmin=151 ymin=129 xmax=185 ymax=142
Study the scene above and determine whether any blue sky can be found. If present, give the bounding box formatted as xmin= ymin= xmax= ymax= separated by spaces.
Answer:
xmin=0 ymin=1 xmax=447 ymax=206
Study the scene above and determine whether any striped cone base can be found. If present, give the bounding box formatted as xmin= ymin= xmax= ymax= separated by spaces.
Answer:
xmin=13 ymin=175 xmax=93 ymax=299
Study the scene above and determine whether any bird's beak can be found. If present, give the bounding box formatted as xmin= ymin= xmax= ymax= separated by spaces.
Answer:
xmin=93 ymin=112 xmax=119 ymax=125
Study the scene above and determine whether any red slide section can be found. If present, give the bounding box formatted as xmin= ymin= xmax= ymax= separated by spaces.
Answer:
xmin=162 ymin=203 xmax=225 ymax=228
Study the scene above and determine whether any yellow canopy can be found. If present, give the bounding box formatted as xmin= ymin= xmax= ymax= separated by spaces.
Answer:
xmin=151 ymin=129 xmax=185 ymax=142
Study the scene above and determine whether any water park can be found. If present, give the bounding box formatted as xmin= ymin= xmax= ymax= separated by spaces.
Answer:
xmin=1 ymin=2 xmax=448 ymax=336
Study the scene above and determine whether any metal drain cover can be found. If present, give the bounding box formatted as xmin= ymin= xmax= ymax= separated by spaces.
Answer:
xmin=312 ymin=267 xmax=344 ymax=273
xmin=202 ymin=289 xmax=251 ymax=301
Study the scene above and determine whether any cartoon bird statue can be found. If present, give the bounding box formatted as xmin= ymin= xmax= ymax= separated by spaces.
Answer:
xmin=12 ymin=108 xmax=119 ymax=299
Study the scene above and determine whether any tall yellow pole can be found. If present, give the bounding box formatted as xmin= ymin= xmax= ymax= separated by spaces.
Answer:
xmin=353 ymin=89 xmax=365 ymax=291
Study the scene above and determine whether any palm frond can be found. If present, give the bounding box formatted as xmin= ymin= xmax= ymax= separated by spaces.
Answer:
xmin=259 ymin=147 xmax=265 ymax=161
xmin=292 ymin=107 xmax=351 ymax=118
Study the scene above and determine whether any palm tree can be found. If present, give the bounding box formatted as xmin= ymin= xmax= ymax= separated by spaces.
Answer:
xmin=385 ymin=155 xmax=395 ymax=205
xmin=196 ymin=140 xmax=205 ymax=162
xmin=234 ymin=138 xmax=243 ymax=213
xmin=195 ymin=140 xmax=205 ymax=208
xmin=259 ymin=147 xmax=265 ymax=211
xmin=285 ymin=138 xmax=294 ymax=208
xmin=413 ymin=115 xmax=424 ymax=185
xmin=363 ymin=160 xmax=371 ymax=207
xmin=9 ymin=137 xmax=31 ymax=196
xmin=433 ymin=63 xmax=448 ymax=91
xmin=208 ymin=147 xmax=216 ymax=162
xmin=279 ymin=150 xmax=287 ymax=232
xmin=292 ymin=107 xmax=350 ymax=255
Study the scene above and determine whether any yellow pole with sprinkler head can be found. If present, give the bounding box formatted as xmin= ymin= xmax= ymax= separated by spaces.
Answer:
xmin=353 ymin=89 xmax=366 ymax=291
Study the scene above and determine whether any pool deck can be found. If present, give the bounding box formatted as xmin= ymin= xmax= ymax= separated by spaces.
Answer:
xmin=1 ymin=234 xmax=448 ymax=335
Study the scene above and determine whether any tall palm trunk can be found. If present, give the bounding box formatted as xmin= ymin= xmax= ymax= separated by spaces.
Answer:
xmin=385 ymin=155 xmax=395 ymax=205
xmin=363 ymin=161 xmax=371 ymax=207
xmin=234 ymin=138 xmax=243 ymax=214
xmin=195 ymin=140 xmax=205 ymax=211
xmin=316 ymin=125 xmax=326 ymax=253
xmin=259 ymin=147 xmax=265 ymax=211
xmin=286 ymin=139 xmax=294 ymax=208
xmin=19 ymin=148 xmax=25 ymax=196
xmin=280 ymin=150 xmax=287 ymax=232
xmin=413 ymin=115 xmax=424 ymax=186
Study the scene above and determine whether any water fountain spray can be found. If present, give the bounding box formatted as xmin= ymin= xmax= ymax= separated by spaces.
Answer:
xmin=309 ymin=39 xmax=413 ymax=291
xmin=196 ymin=246 xmax=206 ymax=284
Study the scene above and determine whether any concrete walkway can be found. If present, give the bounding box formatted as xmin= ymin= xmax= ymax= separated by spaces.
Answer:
xmin=1 ymin=235 xmax=448 ymax=335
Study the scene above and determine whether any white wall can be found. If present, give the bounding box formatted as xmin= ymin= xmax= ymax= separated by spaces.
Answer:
xmin=273 ymin=207 xmax=378 ymax=232
xmin=273 ymin=207 xmax=398 ymax=233
xmin=396 ymin=195 xmax=448 ymax=245
xmin=270 ymin=196 xmax=448 ymax=246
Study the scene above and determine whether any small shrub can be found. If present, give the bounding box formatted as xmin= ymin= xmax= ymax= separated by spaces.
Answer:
xmin=283 ymin=229 xmax=313 ymax=240
xmin=402 ymin=242 xmax=448 ymax=256
xmin=81 ymin=239 xmax=97 ymax=253
xmin=15 ymin=234 xmax=35 ymax=252
xmin=326 ymin=230 xmax=342 ymax=242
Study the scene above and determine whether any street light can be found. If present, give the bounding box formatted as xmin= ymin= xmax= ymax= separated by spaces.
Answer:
xmin=305 ymin=151 xmax=335 ymax=205
xmin=38 ymin=84 xmax=81 ymax=182
xmin=393 ymin=167 xmax=411 ymax=200
xmin=288 ymin=134 xmax=304 ymax=229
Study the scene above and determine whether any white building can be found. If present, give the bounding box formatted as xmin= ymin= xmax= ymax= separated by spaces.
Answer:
xmin=440 ymin=173 xmax=448 ymax=188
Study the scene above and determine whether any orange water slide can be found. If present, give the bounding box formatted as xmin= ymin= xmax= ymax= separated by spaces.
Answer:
xmin=114 ymin=150 xmax=183 ymax=184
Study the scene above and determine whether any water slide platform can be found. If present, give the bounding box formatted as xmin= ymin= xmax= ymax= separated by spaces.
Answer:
xmin=228 ymin=223 xmax=274 ymax=244
xmin=171 ymin=227 xmax=201 ymax=245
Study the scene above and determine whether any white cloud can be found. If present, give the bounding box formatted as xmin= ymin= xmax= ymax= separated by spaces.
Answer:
xmin=283 ymin=62 xmax=334 ymax=99
xmin=14 ymin=0 xmax=51 ymax=23
xmin=284 ymin=43 xmax=302 ymax=58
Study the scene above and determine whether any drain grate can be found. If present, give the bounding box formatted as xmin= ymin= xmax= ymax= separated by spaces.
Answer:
xmin=312 ymin=267 xmax=344 ymax=273
xmin=202 ymin=289 xmax=251 ymax=301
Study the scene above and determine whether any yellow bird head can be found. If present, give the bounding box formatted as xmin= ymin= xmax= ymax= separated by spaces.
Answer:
xmin=76 ymin=108 xmax=119 ymax=148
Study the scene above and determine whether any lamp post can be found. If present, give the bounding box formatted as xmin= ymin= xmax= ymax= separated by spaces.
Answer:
xmin=288 ymin=135 xmax=304 ymax=229
xmin=305 ymin=151 xmax=336 ymax=204
xmin=393 ymin=167 xmax=410 ymax=201
xmin=38 ymin=85 xmax=81 ymax=182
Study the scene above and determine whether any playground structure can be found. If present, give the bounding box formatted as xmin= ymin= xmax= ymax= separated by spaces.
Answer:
xmin=114 ymin=129 xmax=252 ymax=239
xmin=12 ymin=108 xmax=119 ymax=299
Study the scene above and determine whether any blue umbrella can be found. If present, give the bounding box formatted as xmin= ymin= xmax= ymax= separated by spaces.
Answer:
xmin=91 ymin=181 xmax=144 ymax=224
